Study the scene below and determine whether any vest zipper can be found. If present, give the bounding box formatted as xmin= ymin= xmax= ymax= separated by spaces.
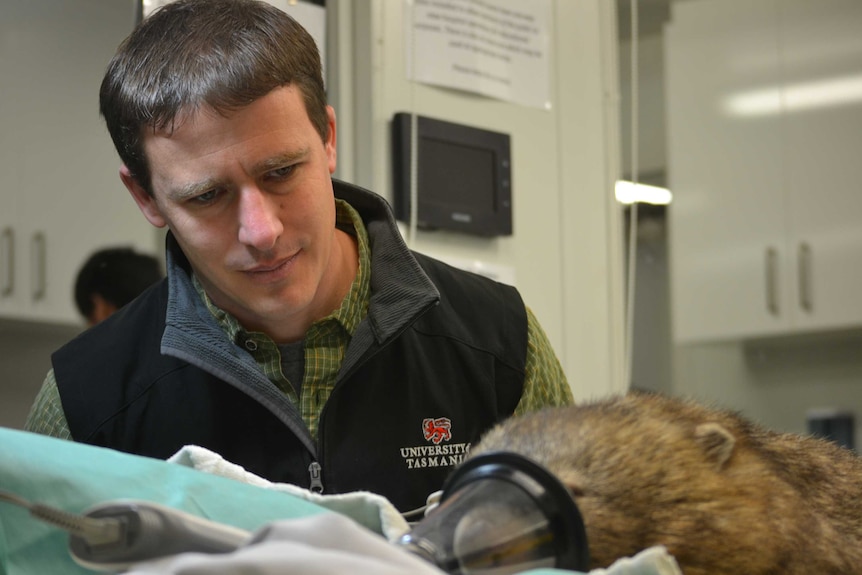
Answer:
xmin=308 ymin=461 xmax=324 ymax=493
xmin=313 ymin=296 xmax=437 ymax=500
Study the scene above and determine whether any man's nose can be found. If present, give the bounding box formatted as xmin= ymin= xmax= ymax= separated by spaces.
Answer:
xmin=237 ymin=188 xmax=283 ymax=251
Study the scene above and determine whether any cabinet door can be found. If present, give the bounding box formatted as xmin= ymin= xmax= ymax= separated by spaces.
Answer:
xmin=0 ymin=7 xmax=23 ymax=318
xmin=0 ymin=158 xmax=19 ymax=320
xmin=0 ymin=1 xmax=156 ymax=326
xmin=667 ymin=0 xmax=789 ymax=343
xmin=781 ymin=0 xmax=862 ymax=332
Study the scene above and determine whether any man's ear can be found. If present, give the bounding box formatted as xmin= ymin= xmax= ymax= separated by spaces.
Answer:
xmin=325 ymin=105 xmax=337 ymax=175
xmin=120 ymin=165 xmax=167 ymax=228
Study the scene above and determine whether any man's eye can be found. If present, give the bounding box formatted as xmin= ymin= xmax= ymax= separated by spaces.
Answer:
xmin=192 ymin=190 xmax=219 ymax=204
xmin=268 ymin=165 xmax=295 ymax=180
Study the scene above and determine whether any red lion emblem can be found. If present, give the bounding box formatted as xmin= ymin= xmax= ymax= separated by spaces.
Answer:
xmin=422 ymin=417 xmax=452 ymax=445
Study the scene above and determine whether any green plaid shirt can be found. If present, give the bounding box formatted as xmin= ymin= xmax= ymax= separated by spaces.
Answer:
xmin=196 ymin=200 xmax=371 ymax=440
xmin=26 ymin=200 xmax=572 ymax=440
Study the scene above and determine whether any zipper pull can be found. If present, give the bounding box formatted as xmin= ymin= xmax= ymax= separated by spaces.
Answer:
xmin=308 ymin=461 xmax=324 ymax=494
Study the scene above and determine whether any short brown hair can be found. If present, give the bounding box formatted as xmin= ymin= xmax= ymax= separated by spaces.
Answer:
xmin=99 ymin=0 xmax=327 ymax=195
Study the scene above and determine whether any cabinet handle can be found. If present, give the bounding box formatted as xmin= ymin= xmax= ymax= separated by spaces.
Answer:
xmin=765 ymin=247 xmax=779 ymax=316
xmin=31 ymin=232 xmax=46 ymax=301
xmin=1 ymin=227 xmax=13 ymax=296
xmin=798 ymin=242 xmax=813 ymax=313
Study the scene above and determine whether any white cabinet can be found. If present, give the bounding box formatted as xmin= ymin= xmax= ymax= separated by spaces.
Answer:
xmin=780 ymin=0 xmax=862 ymax=334
xmin=0 ymin=1 xmax=156 ymax=326
xmin=666 ymin=0 xmax=862 ymax=343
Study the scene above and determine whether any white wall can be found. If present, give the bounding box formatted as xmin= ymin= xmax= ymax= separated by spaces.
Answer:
xmin=619 ymin=33 xmax=667 ymax=181
xmin=672 ymin=335 xmax=862 ymax=447
xmin=336 ymin=0 xmax=627 ymax=400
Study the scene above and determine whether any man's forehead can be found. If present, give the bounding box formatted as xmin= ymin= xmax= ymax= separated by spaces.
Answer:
xmin=143 ymin=86 xmax=308 ymax=138
xmin=145 ymin=103 xmax=220 ymax=138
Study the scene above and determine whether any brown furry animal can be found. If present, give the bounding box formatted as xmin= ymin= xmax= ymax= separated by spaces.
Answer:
xmin=469 ymin=391 xmax=862 ymax=575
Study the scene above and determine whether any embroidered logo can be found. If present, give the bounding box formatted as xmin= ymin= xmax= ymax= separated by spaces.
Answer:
xmin=422 ymin=417 xmax=452 ymax=444
xmin=400 ymin=417 xmax=469 ymax=470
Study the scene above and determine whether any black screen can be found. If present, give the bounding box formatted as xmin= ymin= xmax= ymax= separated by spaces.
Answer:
xmin=391 ymin=113 xmax=512 ymax=237
xmin=418 ymin=137 xmax=497 ymax=213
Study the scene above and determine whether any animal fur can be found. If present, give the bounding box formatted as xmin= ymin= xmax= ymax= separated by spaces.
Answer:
xmin=469 ymin=391 xmax=862 ymax=575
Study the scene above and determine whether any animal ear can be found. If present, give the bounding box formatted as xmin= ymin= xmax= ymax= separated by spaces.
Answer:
xmin=695 ymin=422 xmax=736 ymax=470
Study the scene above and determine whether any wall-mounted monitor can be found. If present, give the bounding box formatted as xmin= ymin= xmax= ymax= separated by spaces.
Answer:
xmin=391 ymin=113 xmax=512 ymax=237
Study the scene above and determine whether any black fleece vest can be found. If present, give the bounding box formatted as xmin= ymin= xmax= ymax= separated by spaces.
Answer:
xmin=53 ymin=254 xmax=527 ymax=512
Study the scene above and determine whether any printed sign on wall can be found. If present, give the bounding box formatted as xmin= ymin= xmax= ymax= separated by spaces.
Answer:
xmin=404 ymin=0 xmax=552 ymax=110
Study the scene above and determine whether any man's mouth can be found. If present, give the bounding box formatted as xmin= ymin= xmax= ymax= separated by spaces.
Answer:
xmin=242 ymin=252 xmax=298 ymax=278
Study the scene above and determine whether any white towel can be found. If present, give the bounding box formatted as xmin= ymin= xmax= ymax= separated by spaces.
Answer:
xmin=600 ymin=546 xmax=683 ymax=575
xmin=167 ymin=445 xmax=411 ymax=541
xmin=167 ymin=445 xmax=683 ymax=575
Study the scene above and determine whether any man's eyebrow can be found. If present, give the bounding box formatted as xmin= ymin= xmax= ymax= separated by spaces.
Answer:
xmin=168 ymin=178 xmax=222 ymax=201
xmin=253 ymin=148 xmax=310 ymax=174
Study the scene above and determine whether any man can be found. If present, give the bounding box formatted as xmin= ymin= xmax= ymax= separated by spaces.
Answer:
xmin=25 ymin=0 xmax=572 ymax=512
xmin=74 ymin=246 xmax=163 ymax=325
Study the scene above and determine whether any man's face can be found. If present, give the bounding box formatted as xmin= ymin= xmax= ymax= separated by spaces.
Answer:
xmin=121 ymin=86 xmax=349 ymax=340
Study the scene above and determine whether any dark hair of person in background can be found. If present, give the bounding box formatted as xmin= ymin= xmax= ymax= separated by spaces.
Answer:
xmin=74 ymin=247 xmax=163 ymax=325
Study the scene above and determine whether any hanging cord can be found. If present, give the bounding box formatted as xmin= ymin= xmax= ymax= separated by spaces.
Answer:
xmin=409 ymin=111 xmax=419 ymax=246
xmin=623 ymin=0 xmax=640 ymax=390
xmin=0 ymin=489 xmax=124 ymax=546
xmin=406 ymin=0 xmax=419 ymax=247
xmin=401 ymin=490 xmax=442 ymax=523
